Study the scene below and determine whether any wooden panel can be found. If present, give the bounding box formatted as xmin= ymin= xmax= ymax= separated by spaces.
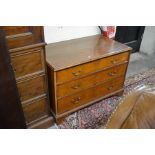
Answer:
xmin=0 ymin=26 xmax=53 ymax=129
xmin=0 ymin=29 xmax=26 ymax=129
xmin=94 ymin=51 xmax=129 ymax=71
xmin=94 ymin=76 xmax=125 ymax=98
xmin=22 ymin=97 xmax=48 ymax=124
xmin=1 ymin=26 xmax=44 ymax=49
xmin=56 ymin=52 xmax=129 ymax=84
xmin=1 ymin=26 xmax=29 ymax=36
xmin=7 ymin=34 xmax=34 ymax=49
xmin=47 ymin=66 xmax=57 ymax=113
xmin=10 ymin=47 xmax=45 ymax=79
xmin=57 ymin=76 xmax=125 ymax=114
xmin=57 ymin=63 xmax=128 ymax=98
xmin=28 ymin=116 xmax=54 ymax=129
xmin=17 ymin=75 xmax=46 ymax=103
xmin=46 ymin=35 xmax=132 ymax=71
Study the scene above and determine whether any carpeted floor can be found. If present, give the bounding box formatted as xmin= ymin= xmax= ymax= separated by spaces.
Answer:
xmin=58 ymin=68 xmax=155 ymax=129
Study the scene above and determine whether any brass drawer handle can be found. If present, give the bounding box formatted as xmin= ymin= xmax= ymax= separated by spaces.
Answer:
xmin=111 ymin=59 xmax=118 ymax=64
xmin=108 ymin=71 xmax=117 ymax=76
xmin=71 ymin=84 xmax=80 ymax=89
xmin=107 ymin=86 xmax=114 ymax=90
xmin=71 ymin=97 xmax=81 ymax=104
xmin=72 ymin=70 xmax=82 ymax=77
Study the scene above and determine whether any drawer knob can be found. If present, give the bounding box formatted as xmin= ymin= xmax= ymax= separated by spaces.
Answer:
xmin=111 ymin=59 xmax=118 ymax=64
xmin=72 ymin=70 xmax=81 ymax=77
xmin=107 ymin=86 xmax=114 ymax=90
xmin=108 ymin=71 xmax=117 ymax=76
xmin=71 ymin=97 xmax=81 ymax=104
xmin=71 ymin=84 xmax=80 ymax=89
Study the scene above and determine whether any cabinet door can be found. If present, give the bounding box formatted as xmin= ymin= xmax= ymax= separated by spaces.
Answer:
xmin=0 ymin=26 xmax=44 ymax=49
xmin=0 ymin=29 xmax=26 ymax=128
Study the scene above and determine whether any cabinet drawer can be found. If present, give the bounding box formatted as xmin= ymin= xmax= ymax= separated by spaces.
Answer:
xmin=22 ymin=97 xmax=48 ymax=124
xmin=56 ymin=52 xmax=129 ymax=84
xmin=10 ymin=48 xmax=45 ymax=79
xmin=57 ymin=63 xmax=128 ymax=98
xmin=17 ymin=75 xmax=46 ymax=102
xmin=57 ymin=76 xmax=125 ymax=114
xmin=94 ymin=76 xmax=125 ymax=99
xmin=95 ymin=52 xmax=129 ymax=71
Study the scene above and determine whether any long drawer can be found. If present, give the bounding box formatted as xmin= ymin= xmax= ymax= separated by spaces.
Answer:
xmin=17 ymin=74 xmax=46 ymax=103
xmin=57 ymin=63 xmax=128 ymax=98
xmin=56 ymin=52 xmax=129 ymax=84
xmin=10 ymin=47 xmax=45 ymax=80
xmin=22 ymin=96 xmax=48 ymax=124
xmin=57 ymin=76 xmax=125 ymax=114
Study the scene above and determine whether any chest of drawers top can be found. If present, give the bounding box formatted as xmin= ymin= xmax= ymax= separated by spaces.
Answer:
xmin=46 ymin=35 xmax=132 ymax=71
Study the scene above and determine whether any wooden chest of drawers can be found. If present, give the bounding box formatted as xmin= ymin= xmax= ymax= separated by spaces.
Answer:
xmin=46 ymin=35 xmax=132 ymax=123
xmin=1 ymin=26 xmax=53 ymax=128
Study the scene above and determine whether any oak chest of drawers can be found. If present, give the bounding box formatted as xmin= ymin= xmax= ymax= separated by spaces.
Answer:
xmin=46 ymin=35 xmax=132 ymax=123
xmin=1 ymin=26 xmax=53 ymax=128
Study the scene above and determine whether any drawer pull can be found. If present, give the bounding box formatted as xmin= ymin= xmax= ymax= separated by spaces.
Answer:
xmin=107 ymin=86 xmax=114 ymax=90
xmin=71 ymin=97 xmax=81 ymax=104
xmin=72 ymin=70 xmax=81 ymax=77
xmin=108 ymin=71 xmax=117 ymax=76
xmin=111 ymin=59 xmax=118 ymax=64
xmin=71 ymin=84 xmax=80 ymax=89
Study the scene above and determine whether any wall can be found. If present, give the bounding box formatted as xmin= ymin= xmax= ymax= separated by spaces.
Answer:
xmin=44 ymin=26 xmax=100 ymax=43
xmin=140 ymin=26 xmax=155 ymax=55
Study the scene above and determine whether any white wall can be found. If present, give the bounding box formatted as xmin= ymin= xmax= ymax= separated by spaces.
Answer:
xmin=140 ymin=26 xmax=155 ymax=55
xmin=44 ymin=26 xmax=100 ymax=43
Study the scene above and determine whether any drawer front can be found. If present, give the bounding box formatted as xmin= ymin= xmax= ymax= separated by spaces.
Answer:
xmin=56 ymin=52 xmax=129 ymax=84
xmin=17 ymin=75 xmax=46 ymax=102
xmin=2 ymin=26 xmax=43 ymax=49
xmin=10 ymin=48 xmax=45 ymax=79
xmin=57 ymin=63 xmax=128 ymax=98
xmin=57 ymin=76 xmax=125 ymax=114
xmin=94 ymin=76 xmax=125 ymax=99
xmin=22 ymin=97 xmax=48 ymax=124
xmin=94 ymin=51 xmax=129 ymax=71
